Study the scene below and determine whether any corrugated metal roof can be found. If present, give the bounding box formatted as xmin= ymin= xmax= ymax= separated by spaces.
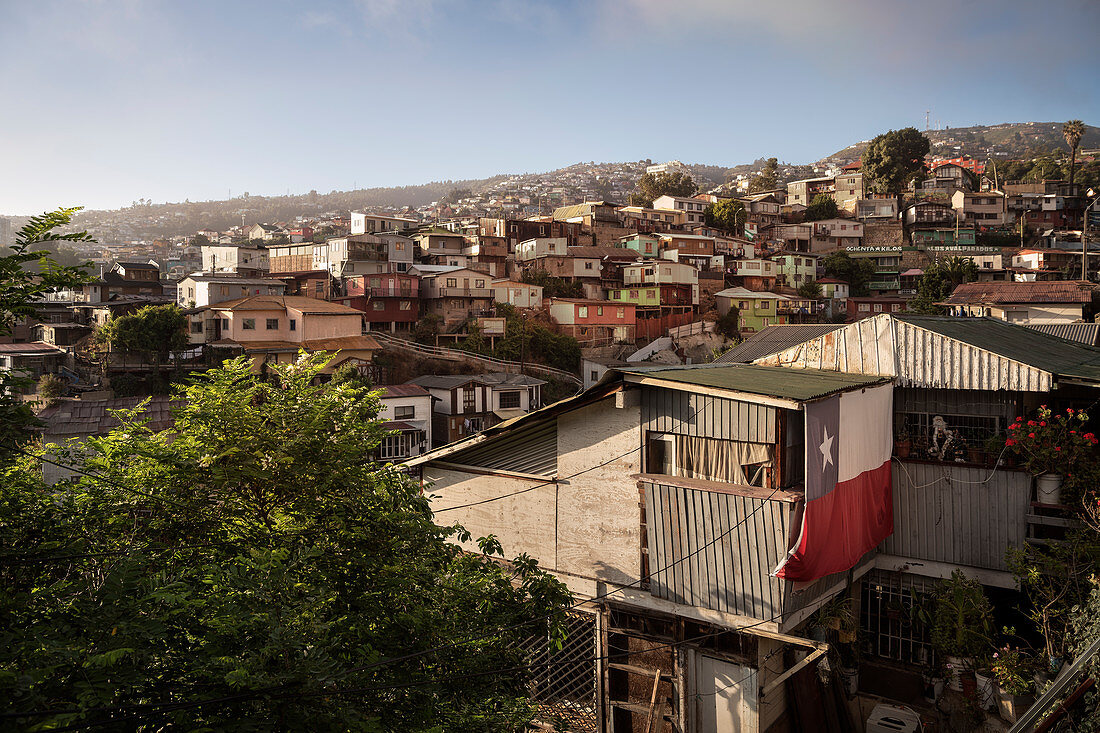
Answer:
xmin=444 ymin=417 xmax=558 ymax=476
xmin=617 ymin=363 xmax=889 ymax=402
xmin=714 ymin=324 xmax=846 ymax=363
xmin=0 ymin=341 xmax=64 ymax=355
xmin=896 ymin=315 xmax=1100 ymax=383
xmin=943 ymin=281 xmax=1096 ymax=305
xmin=377 ymin=384 xmax=430 ymax=398
xmin=1026 ymin=322 xmax=1100 ymax=346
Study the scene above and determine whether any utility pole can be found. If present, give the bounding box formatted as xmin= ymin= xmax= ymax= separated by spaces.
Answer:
xmin=1083 ymin=189 xmax=1098 ymax=281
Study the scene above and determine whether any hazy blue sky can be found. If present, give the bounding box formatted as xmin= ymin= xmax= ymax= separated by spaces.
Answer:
xmin=2 ymin=0 xmax=1098 ymax=214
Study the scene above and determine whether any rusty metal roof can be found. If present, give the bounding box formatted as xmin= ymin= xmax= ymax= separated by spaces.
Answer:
xmin=943 ymin=281 xmax=1097 ymax=305
xmin=714 ymin=324 xmax=846 ymax=363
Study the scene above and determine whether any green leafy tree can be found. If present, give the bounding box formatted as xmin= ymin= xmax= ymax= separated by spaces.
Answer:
xmin=0 ymin=353 xmax=572 ymax=730
xmin=802 ymin=194 xmax=838 ymax=222
xmin=458 ymin=322 xmax=489 ymax=355
xmin=413 ymin=313 xmax=443 ymax=345
xmin=36 ymin=374 xmax=65 ymax=407
xmin=823 ymin=251 xmax=877 ymax=297
xmin=862 ymin=128 xmax=931 ymax=208
xmin=0 ymin=208 xmax=92 ymax=463
xmin=191 ymin=233 xmax=211 ymax=247
xmin=95 ymin=304 xmax=189 ymax=365
xmin=748 ymin=157 xmax=778 ymax=193
xmin=520 ymin=269 xmax=584 ymax=299
xmin=797 ymin=280 xmax=823 ymax=299
xmin=715 ymin=307 xmax=740 ymax=338
xmin=629 ymin=171 xmax=698 ymax=208
xmin=704 ymin=199 xmax=746 ymax=233
xmin=1063 ymin=119 xmax=1085 ymax=186
xmin=907 ymin=257 xmax=978 ymax=314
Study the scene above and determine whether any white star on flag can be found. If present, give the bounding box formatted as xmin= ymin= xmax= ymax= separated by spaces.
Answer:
xmin=819 ymin=427 xmax=835 ymax=471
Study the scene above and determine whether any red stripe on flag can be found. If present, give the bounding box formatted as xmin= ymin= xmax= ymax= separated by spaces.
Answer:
xmin=775 ymin=460 xmax=893 ymax=582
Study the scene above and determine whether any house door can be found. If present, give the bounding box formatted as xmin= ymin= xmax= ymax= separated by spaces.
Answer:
xmin=694 ymin=655 xmax=757 ymax=733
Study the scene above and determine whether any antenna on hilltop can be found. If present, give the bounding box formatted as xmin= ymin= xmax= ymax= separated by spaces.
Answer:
xmin=925 ymin=110 xmax=930 ymax=131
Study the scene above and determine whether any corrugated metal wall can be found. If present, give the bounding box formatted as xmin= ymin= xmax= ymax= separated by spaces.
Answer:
xmin=641 ymin=386 xmax=777 ymax=443
xmin=883 ymin=461 xmax=1032 ymax=572
xmin=643 ymin=480 xmax=789 ymax=621
xmin=445 ymin=417 xmax=558 ymax=476
xmin=894 ymin=321 xmax=1052 ymax=392
xmin=757 ymin=314 xmax=1053 ymax=392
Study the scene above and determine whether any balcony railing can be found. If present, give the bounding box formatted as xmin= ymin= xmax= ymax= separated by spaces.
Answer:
xmin=436 ymin=287 xmax=492 ymax=298
xmin=368 ymin=287 xmax=419 ymax=298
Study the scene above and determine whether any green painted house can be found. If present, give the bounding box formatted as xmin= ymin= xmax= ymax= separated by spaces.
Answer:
xmin=911 ymin=226 xmax=977 ymax=247
xmin=617 ymin=233 xmax=661 ymax=258
xmin=714 ymin=287 xmax=790 ymax=332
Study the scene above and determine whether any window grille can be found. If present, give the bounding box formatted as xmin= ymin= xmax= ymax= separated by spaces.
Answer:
xmin=511 ymin=610 xmax=598 ymax=733
xmin=860 ymin=573 xmax=937 ymax=667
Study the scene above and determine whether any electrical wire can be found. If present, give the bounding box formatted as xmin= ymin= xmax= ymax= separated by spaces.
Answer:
xmin=3 ymin=442 xmax=190 ymax=509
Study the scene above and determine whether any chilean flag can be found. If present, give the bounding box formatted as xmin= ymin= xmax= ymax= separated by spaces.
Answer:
xmin=775 ymin=384 xmax=893 ymax=582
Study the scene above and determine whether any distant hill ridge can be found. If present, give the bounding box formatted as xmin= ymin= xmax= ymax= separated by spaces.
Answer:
xmin=58 ymin=120 xmax=1096 ymax=238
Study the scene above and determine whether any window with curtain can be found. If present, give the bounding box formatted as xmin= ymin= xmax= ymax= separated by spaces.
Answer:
xmin=646 ymin=433 xmax=773 ymax=488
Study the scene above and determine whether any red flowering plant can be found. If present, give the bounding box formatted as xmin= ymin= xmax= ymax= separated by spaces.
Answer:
xmin=1005 ymin=406 xmax=1096 ymax=476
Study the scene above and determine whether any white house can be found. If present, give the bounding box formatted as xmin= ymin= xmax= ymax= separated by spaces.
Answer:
xmin=201 ymin=244 xmax=270 ymax=276
xmin=491 ymin=279 xmax=543 ymax=309
xmin=177 ymin=274 xmax=286 ymax=309
xmin=375 ymin=384 xmax=433 ymax=462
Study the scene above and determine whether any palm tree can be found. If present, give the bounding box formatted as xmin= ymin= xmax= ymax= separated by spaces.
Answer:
xmin=942 ymin=256 xmax=978 ymax=288
xmin=1063 ymin=120 xmax=1085 ymax=186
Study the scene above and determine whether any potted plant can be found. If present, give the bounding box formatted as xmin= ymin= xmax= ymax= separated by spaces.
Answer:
xmin=991 ymin=645 xmax=1035 ymax=723
xmin=973 ymin=656 xmax=997 ymax=712
xmin=930 ymin=570 xmax=993 ymax=696
xmin=1005 ymin=406 xmax=1096 ymax=505
xmin=894 ymin=427 xmax=912 ymax=459
xmin=984 ymin=433 xmax=1007 ymax=467
xmin=811 ymin=596 xmax=857 ymax=642
xmin=836 ymin=640 xmax=860 ymax=697
xmin=967 ymin=437 xmax=985 ymax=465
xmin=921 ymin=654 xmax=948 ymax=703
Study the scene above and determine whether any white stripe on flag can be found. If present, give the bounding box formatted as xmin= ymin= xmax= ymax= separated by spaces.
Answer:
xmin=837 ymin=384 xmax=893 ymax=483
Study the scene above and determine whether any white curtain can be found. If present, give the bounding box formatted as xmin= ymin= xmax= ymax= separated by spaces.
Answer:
xmin=676 ymin=435 xmax=772 ymax=486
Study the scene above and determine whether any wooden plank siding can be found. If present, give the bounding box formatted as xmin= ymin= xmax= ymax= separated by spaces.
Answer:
xmin=883 ymin=461 xmax=1032 ymax=572
xmin=640 ymin=386 xmax=777 ymax=444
